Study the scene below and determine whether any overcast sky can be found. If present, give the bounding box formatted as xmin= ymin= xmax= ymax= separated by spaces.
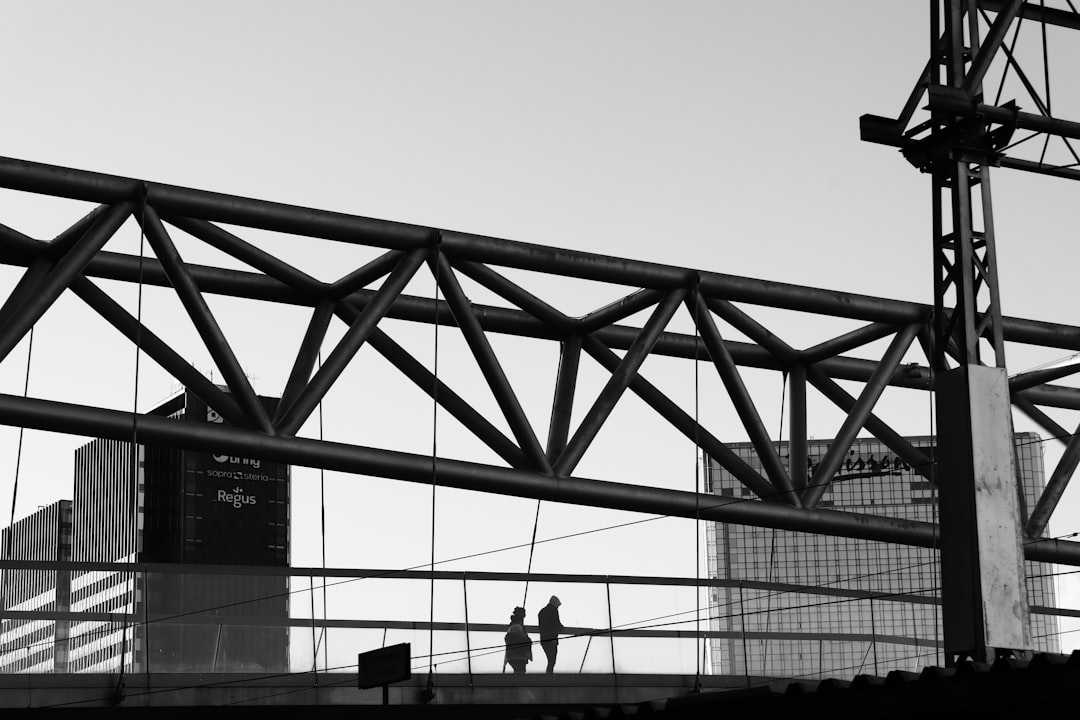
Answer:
xmin=2 ymin=1 xmax=1079 ymax=671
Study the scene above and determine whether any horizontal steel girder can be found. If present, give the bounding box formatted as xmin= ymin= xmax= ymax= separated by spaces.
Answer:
xmin=0 ymin=156 xmax=966 ymax=322
xmin=1 ymin=157 xmax=1078 ymax=347
xmin=6 ymin=245 xmax=1080 ymax=409
xmin=2 ymin=246 xmax=1080 ymax=411
xmin=0 ymin=391 xmax=1077 ymax=565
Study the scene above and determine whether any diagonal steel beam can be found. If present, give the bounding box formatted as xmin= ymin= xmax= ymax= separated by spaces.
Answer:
xmin=707 ymin=298 xmax=799 ymax=366
xmin=580 ymin=289 xmax=667 ymax=335
xmin=453 ymin=260 xmax=574 ymax=331
xmin=433 ymin=251 xmax=552 ymax=473
xmin=961 ymin=0 xmax=1024 ymax=97
xmin=804 ymin=360 xmax=934 ymax=493
xmin=980 ymin=0 xmax=1080 ymax=31
xmin=807 ymin=327 xmax=922 ymax=493
xmin=1010 ymin=362 xmax=1080 ymax=393
xmin=803 ymin=323 xmax=921 ymax=508
xmin=1011 ymin=394 xmax=1068 ymax=441
xmin=166 ymin=216 xmax=326 ymax=298
xmin=139 ymin=206 xmax=272 ymax=434
xmin=800 ymin=322 xmax=902 ymax=365
xmin=47 ymin=204 xmax=111 ymax=259
xmin=554 ymin=289 xmax=686 ymax=478
xmin=1026 ymin=422 xmax=1080 ymax=538
xmin=0 ymin=221 xmax=42 ymax=258
xmin=362 ymin=324 xmax=528 ymax=469
xmin=705 ymin=299 xmax=924 ymax=490
xmin=274 ymin=299 xmax=336 ymax=427
xmin=327 ymin=250 xmax=405 ymax=300
xmin=70 ymin=276 xmax=247 ymax=427
xmin=0 ymin=255 xmax=53 ymax=331
xmin=276 ymin=247 xmax=428 ymax=436
xmin=0 ymin=202 xmax=131 ymax=363
xmin=546 ymin=334 xmax=582 ymax=461
xmin=581 ymin=336 xmax=777 ymax=501
xmin=690 ymin=292 xmax=796 ymax=504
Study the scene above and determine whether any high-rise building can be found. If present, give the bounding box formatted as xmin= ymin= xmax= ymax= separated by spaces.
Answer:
xmin=0 ymin=500 xmax=73 ymax=672
xmin=0 ymin=389 xmax=291 ymax=673
xmin=704 ymin=433 xmax=1059 ymax=680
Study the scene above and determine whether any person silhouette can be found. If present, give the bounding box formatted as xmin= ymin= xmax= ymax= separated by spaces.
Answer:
xmin=503 ymin=606 xmax=533 ymax=674
xmin=537 ymin=595 xmax=564 ymax=673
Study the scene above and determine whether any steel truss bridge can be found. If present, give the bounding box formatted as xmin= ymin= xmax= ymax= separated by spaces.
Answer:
xmin=0 ymin=0 xmax=1080 ymax=713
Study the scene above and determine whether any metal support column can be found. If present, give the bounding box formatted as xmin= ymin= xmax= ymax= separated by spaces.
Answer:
xmin=928 ymin=0 xmax=1030 ymax=665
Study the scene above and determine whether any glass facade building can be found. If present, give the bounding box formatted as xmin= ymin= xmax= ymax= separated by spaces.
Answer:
xmin=0 ymin=389 xmax=291 ymax=673
xmin=705 ymin=434 xmax=1059 ymax=680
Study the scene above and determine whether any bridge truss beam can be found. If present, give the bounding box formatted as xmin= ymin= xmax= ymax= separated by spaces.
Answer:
xmin=0 ymin=154 xmax=1079 ymax=568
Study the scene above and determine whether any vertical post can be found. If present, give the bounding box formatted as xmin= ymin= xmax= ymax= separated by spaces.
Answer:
xmin=738 ymin=581 xmax=749 ymax=688
xmin=462 ymin=574 xmax=473 ymax=686
xmin=929 ymin=0 xmax=1030 ymax=666
xmin=870 ymin=597 xmax=878 ymax=676
xmin=605 ymin=578 xmax=616 ymax=680
xmin=309 ymin=573 xmax=319 ymax=678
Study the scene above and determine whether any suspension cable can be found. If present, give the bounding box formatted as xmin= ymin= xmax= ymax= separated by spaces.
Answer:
xmin=318 ymin=353 xmax=329 ymax=670
xmin=522 ymin=501 xmax=542 ymax=608
xmin=120 ymin=187 xmax=149 ymax=687
xmin=693 ymin=280 xmax=702 ymax=686
xmin=309 ymin=352 xmax=329 ymax=679
xmin=1 ymin=325 xmax=34 ymax=624
xmin=428 ymin=235 xmax=441 ymax=679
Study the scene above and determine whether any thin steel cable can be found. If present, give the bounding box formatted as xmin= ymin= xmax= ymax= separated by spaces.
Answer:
xmin=20 ymin=433 xmax=1052 ymax=657
xmin=120 ymin=189 xmax=148 ymax=685
xmin=10 ymin=410 xmax=1071 ymax=682
xmin=692 ymin=282 xmax=702 ymax=684
xmin=758 ymin=371 xmax=787 ymax=675
xmin=428 ymin=237 xmax=441 ymax=676
xmin=521 ymin=500 xmax=542 ymax=607
xmin=308 ymin=351 xmax=330 ymax=678
xmin=18 ymin=519 xmax=1080 ymax=691
xmin=1 ymin=326 xmax=34 ymax=618
xmin=317 ymin=355 xmax=329 ymax=671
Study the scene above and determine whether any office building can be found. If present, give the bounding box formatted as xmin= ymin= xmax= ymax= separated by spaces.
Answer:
xmin=0 ymin=389 xmax=291 ymax=673
xmin=704 ymin=434 xmax=1059 ymax=679
xmin=0 ymin=501 xmax=73 ymax=672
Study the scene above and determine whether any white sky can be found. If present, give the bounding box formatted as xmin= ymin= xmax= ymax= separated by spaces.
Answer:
xmin=1 ymin=1 xmax=1079 ymax=673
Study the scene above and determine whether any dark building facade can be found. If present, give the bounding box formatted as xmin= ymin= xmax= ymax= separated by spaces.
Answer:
xmin=1 ymin=389 xmax=291 ymax=673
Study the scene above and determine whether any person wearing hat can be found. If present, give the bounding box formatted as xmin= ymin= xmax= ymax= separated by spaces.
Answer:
xmin=503 ymin=606 xmax=533 ymax=674
xmin=537 ymin=595 xmax=565 ymax=673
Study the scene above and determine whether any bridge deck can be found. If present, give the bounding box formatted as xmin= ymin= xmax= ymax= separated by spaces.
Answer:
xmin=0 ymin=671 xmax=761 ymax=713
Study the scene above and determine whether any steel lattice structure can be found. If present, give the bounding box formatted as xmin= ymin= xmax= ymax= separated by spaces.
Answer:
xmin=0 ymin=4 xmax=1077 ymax=587
xmin=0 ymin=149 xmax=1078 ymax=567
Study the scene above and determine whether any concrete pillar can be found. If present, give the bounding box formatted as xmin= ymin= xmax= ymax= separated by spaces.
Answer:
xmin=936 ymin=364 xmax=1031 ymax=663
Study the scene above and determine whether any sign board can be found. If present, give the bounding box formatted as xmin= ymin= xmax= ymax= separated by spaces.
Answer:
xmin=357 ymin=643 xmax=411 ymax=690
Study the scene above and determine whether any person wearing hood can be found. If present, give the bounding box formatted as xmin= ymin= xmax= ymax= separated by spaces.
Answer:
xmin=537 ymin=596 xmax=564 ymax=673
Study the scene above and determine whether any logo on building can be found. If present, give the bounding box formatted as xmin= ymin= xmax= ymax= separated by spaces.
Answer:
xmin=217 ymin=487 xmax=256 ymax=509
xmin=212 ymin=454 xmax=261 ymax=469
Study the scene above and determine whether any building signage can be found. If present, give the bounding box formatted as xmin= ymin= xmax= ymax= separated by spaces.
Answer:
xmin=806 ymin=451 xmax=912 ymax=478
xmin=179 ymin=391 xmax=290 ymax=566
xmin=216 ymin=487 xmax=257 ymax=509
